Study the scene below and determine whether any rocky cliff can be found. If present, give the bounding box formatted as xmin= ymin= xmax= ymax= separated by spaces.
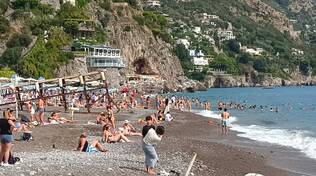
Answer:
xmin=105 ymin=4 xmax=188 ymax=90
xmin=204 ymin=73 xmax=316 ymax=88
xmin=242 ymin=0 xmax=299 ymax=38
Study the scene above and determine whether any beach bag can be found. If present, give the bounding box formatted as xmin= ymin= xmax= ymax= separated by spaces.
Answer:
xmin=8 ymin=153 xmax=20 ymax=165
xmin=22 ymin=133 xmax=32 ymax=141
xmin=3 ymin=152 xmax=20 ymax=165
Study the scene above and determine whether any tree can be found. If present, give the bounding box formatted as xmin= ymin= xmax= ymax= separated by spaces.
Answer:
xmin=225 ymin=40 xmax=240 ymax=54
xmin=63 ymin=21 xmax=79 ymax=35
xmin=253 ymin=59 xmax=267 ymax=73
xmin=6 ymin=33 xmax=32 ymax=48
xmin=0 ymin=16 xmax=10 ymax=33
xmin=0 ymin=67 xmax=15 ymax=78
xmin=0 ymin=47 xmax=22 ymax=67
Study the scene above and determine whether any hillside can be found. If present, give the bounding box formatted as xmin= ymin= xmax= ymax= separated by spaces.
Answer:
xmin=0 ymin=0 xmax=316 ymax=88
xmin=159 ymin=0 xmax=316 ymax=85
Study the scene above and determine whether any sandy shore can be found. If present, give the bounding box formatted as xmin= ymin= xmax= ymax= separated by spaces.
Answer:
xmin=0 ymin=106 xmax=294 ymax=176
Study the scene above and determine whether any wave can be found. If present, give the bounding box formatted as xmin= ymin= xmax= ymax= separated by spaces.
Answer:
xmin=194 ymin=110 xmax=237 ymax=123
xmin=194 ymin=110 xmax=316 ymax=160
xmin=231 ymin=125 xmax=316 ymax=160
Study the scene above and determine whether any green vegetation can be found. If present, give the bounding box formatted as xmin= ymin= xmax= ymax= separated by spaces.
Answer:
xmin=161 ymin=0 xmax=316 ymax=80
xmin=17 ymin=28 xmax=73 ymax=78
xmin=134 ymin=11 xmax=172 ymax=43
xmin=0 ymin=16 xmax=10 ymax=34
xmin=0 ymin=0 xmax=10 ymax=15
xmin=0 ymin=67 xmax=16 ymax=78
xmin=6 ymin=33 xmax=32 ymax=48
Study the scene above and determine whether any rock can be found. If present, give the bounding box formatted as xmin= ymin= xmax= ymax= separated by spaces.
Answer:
xmin=29 ymin=171 xmax=37 ymax=176
xmin=107 ymin=5 xmax=187 ymax=91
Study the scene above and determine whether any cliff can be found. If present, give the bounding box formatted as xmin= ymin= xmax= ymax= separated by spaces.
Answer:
xmin=242 ymin=0 xmax=299 ymax=38
xmin=106 ymin=4 xmax=187 ymax=90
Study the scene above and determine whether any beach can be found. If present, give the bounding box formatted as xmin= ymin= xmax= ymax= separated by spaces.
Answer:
xmin=0 ymin=105 xmax=295 ymax=176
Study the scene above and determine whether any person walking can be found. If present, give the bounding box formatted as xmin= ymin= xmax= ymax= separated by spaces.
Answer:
xmin=142 ymin=116 xmax=165 ymax=175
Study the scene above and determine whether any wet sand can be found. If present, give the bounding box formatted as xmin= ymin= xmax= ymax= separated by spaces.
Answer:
xmin=0 ymin=106 xmax=294 ymax=176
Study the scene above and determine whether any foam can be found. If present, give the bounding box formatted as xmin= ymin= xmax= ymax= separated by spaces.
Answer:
xmin=195 ymin=110 xmax=237 ymax=123
xmin=231 ymin=125 xmax=316 ymax=160
xmin=194 ymin=109 xmax=316 ymax=160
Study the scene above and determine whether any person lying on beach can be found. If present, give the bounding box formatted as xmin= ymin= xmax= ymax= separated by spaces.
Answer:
xmin=102 ymin=125 xmax=133 ymax=143
xmin=121 ymin=120 xmax=142 ymax=136
xmin=77 ymin=133 xmax=107 ymax=153
xmin=48 ymin=112 xmax=72 ymax=124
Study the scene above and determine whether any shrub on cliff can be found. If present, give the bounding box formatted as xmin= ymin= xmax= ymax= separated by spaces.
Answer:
xmin=17 ymin=28 xmax=72 ymax=78
xmin=0 ymin=16 xmax=10 ymax=34
xmin=0 ymin=0 xmax=10 ymax=15
xmin=6 ymin=33 xmax=32 ymax=48
xmin=0 ymin=47 xmax=22 ymax=67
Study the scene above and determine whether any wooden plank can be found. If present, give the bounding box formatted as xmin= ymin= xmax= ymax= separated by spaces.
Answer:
xmin=185 ymin=152 xmax=197 ymax=176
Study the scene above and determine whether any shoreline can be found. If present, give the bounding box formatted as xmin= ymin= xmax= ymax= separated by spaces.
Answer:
xmin=190 ymin=108 xmax=316 ymax=176
xmin=0 ymin=105 xmax=304 ymax=176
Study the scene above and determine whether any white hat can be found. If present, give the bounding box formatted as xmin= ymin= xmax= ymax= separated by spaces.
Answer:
xmin=124 ymin=120 xmax=130 ymax=124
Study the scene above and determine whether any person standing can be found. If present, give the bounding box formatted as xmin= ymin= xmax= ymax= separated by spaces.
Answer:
xmin=0 ymin=110 xmax=17 ymax=166
xmin=25 ymin=101 xmax=36 ymax=122
xmin=221 ymin=108 xmax=230 ymax=135
xmin=37 ymin=97 xmax=45 ymax=126
xmin=142 ymin=120 xmax=165 ymax=175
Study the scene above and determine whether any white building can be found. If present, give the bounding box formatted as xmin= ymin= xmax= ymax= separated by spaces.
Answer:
xmin=240 ymin=44 xmax=264 ymax=56
xmin=189 ymin=50 xmax=205 ymax=57
xmin=192 ymin=57 xmax=209 ymax=66
xmin=146 ymin=0 xmax=161 ymax=7
xmin=176 ymin=39 xmax=190 ymax=49
xmin=63 ymin=0 xmax=75 ymax=6
xmin=217 ymin=29 xmax=235 ymax=42
xmin=85 ymin=45 xmax=125 ymax=68
xmin=292 ymin=48 xmax=304 ymax=55
xmin=193 ymin=27 xmax=201 ymax=34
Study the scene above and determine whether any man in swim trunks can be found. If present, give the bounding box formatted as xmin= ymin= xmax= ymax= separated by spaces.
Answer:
xmin=37 ymin=98 xmax=45 ymax=125
xmin=221 ymin=108 xmax=230 ymax=135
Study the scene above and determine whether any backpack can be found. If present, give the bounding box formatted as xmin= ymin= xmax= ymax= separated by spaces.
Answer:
xmin=22 ymin=133 xmax=32 ymax=141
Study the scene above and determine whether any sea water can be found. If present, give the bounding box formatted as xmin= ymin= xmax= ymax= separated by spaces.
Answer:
xmin=177 ymin=86 xmax=316 ymax=160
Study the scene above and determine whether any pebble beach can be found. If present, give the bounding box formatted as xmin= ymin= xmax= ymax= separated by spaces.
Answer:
xmin=0 ymin=106 xmax=294 ymax=176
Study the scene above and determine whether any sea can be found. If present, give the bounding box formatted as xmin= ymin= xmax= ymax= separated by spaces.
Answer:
xmin=176 ymin=86 xmax=316 ymax=163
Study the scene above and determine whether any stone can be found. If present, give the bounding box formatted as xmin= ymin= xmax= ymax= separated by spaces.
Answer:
xmin=29 ymin=171 xmax=37 ymax=176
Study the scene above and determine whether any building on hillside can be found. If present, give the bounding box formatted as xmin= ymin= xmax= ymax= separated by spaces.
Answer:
xmin=240 ymin=44 xmax=264 ymax=56
xmin=189 ymin=50 xmax=213 ymax=68
xmin=217 ymin=29 xmax=235 ymax=42
xmin=176 ymin=39 xmax=190 ymax=49
xmin=193 ymin=27 xmax=201 ymax=34
xmin=84 ymin=45 xmax=125 ymax=69
xmin=146 ymin=0 xmax=161 ymax=7
xmin=63 ymin=0 xmax=75 ymax=6
xmin=291 ymin=48 xmax=304 ymax=55
xmin=192 ymin=57 xmax=209 ymax=66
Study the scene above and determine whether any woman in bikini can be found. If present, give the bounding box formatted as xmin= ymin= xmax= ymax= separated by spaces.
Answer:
xmin=102 ymin=125 xmax=133 ymax=143
xmin=77 ymin=133 xmax=107 ymax=153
